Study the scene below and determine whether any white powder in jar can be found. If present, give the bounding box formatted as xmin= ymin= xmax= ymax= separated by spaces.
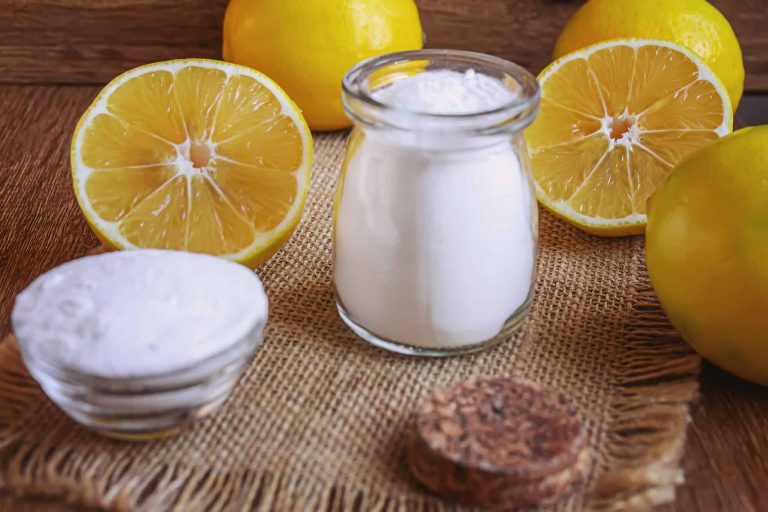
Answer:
xmin=374 ymin=69 xmax=513 ymax=114
xmin=334 ymin=69 xmax=536 ymax=349
xmin=12 ymin=250 xmax=268 ymax=377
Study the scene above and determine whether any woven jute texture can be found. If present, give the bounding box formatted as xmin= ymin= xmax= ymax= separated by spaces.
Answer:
xmin=0 ymin=133 xmax=699 ymax=511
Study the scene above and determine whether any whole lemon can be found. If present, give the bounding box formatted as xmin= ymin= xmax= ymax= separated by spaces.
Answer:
xmin=223 ymin=0 xmax=423 ymax=131
xmin=647 ymin=126 xmax=768 ymax=385
xmin=554 ymin=0 xmax=744 ymax=109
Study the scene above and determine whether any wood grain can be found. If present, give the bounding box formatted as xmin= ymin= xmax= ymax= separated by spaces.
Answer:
xmin=0 ymin=0 xmax=225 ymax=84
xmin=0 ymin=85 xmax=767 ymax=511
xmin=0 ymin=0 xmax=766 ymax=91
xmin=659 ymin=363 xmax=768 ymax=512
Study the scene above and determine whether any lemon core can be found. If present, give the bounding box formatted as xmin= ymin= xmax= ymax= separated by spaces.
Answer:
xmin=607 ymin=115 xmax=633 ymax=142
xmin=189 ymin=142 xmax=212 ymax=170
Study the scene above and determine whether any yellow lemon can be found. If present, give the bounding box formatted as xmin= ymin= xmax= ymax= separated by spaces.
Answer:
xmin=71 ymin=59 xmax=313 ymax=268
xmin=222 ymin=0 xmax=423 ymax=131
xmin=554 ymin=0 xmax=744 ymax=109
xmin=647 ymin=126 xmax=768 ymax=385
xmin=526 ymin=39 xmax=731 ymax=236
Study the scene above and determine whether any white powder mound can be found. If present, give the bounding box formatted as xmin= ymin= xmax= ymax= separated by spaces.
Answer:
xmin=373 ymin=69 xmax=518 ymax=115
xmin=12 ymin=250 xmax=268 ymax=377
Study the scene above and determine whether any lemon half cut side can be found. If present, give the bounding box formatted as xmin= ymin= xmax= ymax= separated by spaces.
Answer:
xmin=71 ymin=58 xmax=313 ymax=267
xmin=526 ymin=39 xmax=732 ymax=236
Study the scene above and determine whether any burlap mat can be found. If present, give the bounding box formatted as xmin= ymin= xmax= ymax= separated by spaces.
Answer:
xmin=0 ymin=133 xmax=699 ymax=511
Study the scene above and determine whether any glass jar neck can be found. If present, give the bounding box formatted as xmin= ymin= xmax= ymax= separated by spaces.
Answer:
xmin=342 ymin=50 xmax=540 ymax=137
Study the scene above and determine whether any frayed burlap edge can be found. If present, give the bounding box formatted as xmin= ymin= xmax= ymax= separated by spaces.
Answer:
xmin=0 ymin=338 xmax=487 ymax=512
xmin=585 ymin=249 xmax=700 ymax=512
xmin=0 ymin=250 xmax=700 ymax=512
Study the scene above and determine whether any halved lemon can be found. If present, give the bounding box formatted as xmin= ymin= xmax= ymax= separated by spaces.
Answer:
xmin=71 ymin=59 xmax=313 ymax=267
xmin=526 ymin=39 xmax=732 ymax=236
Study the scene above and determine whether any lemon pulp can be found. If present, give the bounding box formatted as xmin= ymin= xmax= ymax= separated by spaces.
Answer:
xmin=526 ymin=40 xmax=732 ymax=236
xmin=71 ymin=59 xmax=313 ymax=267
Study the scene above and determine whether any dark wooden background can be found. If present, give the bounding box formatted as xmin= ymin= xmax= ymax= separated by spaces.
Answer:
xmin=0 ymin=1 xmax=767 ymax=511
xmin=0 ymin=0 xmax=766 ymax=90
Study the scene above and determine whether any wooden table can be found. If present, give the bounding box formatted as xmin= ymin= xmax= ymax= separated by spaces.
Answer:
xmin=1 ymin=1 xmax=767 ymax=510
xmin=1 ymin=84 xmax=767 ymax=512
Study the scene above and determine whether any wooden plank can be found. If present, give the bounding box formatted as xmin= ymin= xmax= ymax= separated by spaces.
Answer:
xmin=0 ymin=0 xmax=766 ymax=91
xmin=659 ymin=363 xmax=768 ymax=512
xmin=0 ymin=0 xmax=225 ymax=84
xmin=708 ymin=0 xmax=768 ymax=93
xmin=419 ymin=0 xmax=768 ymax=93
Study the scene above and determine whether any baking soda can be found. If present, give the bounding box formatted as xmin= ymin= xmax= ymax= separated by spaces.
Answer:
xmin=12 ymin=250 xmax=268 ymax=377
xmin=374 ymin=69 xmax=514 ymax=115
xmin=334 ymin=69 xmax=536 ymax=349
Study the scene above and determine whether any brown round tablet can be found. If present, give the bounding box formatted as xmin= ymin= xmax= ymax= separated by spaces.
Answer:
xmin=407 ymin=377 xmax=590 ymax=509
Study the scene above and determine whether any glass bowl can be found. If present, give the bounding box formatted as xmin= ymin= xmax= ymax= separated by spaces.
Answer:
xmin=15 ymin=321 xmax=264 ymax=440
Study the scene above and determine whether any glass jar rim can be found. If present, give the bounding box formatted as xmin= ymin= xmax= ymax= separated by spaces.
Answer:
xmin=342 ymin=49 xmax=541 ymax=133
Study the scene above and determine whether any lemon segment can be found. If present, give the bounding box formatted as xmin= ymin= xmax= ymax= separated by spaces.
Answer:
xmin=526 ymin=39 xmax=732 ymax=236
xmin=71 ymin=59 xmax=313 ymax=267
xmin=85 ymin=165 xmax=177 ymax=222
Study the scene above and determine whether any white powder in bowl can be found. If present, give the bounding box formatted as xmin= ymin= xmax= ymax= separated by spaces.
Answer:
xmin=334 ymin=69 xmax=536 ymax=350
xmin=12 ymin=250 xmax=268 ymax=377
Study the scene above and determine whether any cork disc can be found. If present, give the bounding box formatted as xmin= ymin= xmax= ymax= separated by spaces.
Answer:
xmin=407 ymin=377 xmax=591 ymax=509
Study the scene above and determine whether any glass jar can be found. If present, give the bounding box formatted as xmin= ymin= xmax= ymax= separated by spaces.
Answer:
xmin=334 ymin=50 xmax=540 ymax=357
